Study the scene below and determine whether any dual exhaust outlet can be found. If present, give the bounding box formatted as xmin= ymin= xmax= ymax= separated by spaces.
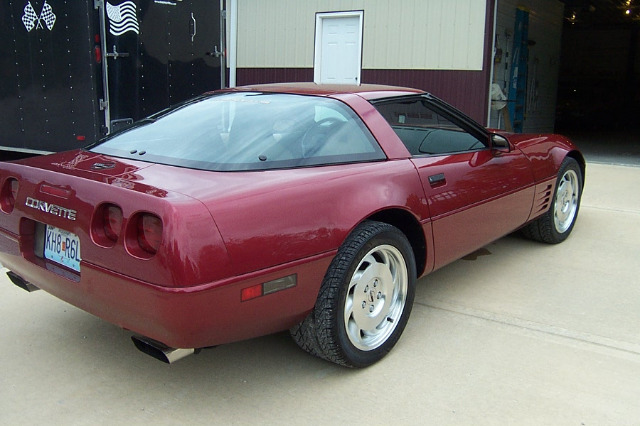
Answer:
xmin=7 ymin=271 xmax=197 ymax=364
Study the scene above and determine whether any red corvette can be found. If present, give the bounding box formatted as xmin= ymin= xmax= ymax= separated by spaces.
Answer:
xmin=0 ymin=83 xmax=584 ymax=367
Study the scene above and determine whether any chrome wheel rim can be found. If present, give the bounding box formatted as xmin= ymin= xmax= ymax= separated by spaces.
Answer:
xmin=554 ymin=169 xmax=580 ymax=233
xmin=343 ymin=244 xmax=408 ymax=351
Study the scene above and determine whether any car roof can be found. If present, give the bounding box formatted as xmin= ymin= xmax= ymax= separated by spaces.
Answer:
xmin=222 ymin=82 xmax=425 ymax=100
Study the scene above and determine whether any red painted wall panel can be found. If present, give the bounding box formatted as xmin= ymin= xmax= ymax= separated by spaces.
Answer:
xmin=236 ymin=68 xmax=314 ymax=86
xmin=236 ymin=68 xmax=488 ymax=123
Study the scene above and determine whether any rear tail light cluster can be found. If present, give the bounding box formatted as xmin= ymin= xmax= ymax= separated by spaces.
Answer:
xmin=1 ymin=179 xmax=163 ymax=259
xmin=91 ymin=204 xmax=163 ymax=258
xmin=0 ymin=178 xmax=19 ymax=214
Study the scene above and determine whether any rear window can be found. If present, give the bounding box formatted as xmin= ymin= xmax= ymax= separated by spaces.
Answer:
xmin=91 ymin=92 xmax=385 ymax=171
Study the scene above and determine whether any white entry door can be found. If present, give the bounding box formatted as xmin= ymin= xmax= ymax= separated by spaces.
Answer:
xmin=314 ymin=12 xmax=363 ymax=85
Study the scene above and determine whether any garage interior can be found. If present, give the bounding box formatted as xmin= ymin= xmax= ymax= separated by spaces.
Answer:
xmin=489 ymin=0 xmax=639 ymax=165
xmin=557 ymin=0 xmax=640 ymax=164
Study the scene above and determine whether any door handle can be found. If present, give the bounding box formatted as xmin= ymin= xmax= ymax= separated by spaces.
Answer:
xmin=190 ymin=12 xmax=197 ymax=42
xmin=207 ymin=46 xmax=224 ymax=58
xmin=105 ymin=45 xmax=129 ymax=59
xmin=428 ymin=173 xmax=446 ymax=186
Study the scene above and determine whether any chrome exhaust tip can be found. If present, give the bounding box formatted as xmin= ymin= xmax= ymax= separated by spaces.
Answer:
xmin=131 ymin=335 xmax=196 ymax=364
xmin=6 ymin=271 xmax=40 ymax=292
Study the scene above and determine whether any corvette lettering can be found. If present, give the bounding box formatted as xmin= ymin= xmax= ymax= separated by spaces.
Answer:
xmin=25 ymin=197 xmax=77 ymax=221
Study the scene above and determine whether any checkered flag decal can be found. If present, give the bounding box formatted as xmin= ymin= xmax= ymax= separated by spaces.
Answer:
xmin=40 ymin=2 xmax=56 ymax=30
xmin=21 ymin=1 xmax=56 ymax=32
xmin=22 ymin=2 xmax=38 ymax=32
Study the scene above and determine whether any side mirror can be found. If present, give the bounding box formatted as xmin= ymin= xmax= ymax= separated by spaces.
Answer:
xmin=491 ymin=134 xmax=511 ymax=152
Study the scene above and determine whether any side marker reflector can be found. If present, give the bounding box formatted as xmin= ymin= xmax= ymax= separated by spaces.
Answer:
xmin=241 ymin=284 xmax=263 ymax=302
xmin=241 ymin=274 xmax=297 ymax=302
xmin=263 ymin=274 xmax=297 ymax=295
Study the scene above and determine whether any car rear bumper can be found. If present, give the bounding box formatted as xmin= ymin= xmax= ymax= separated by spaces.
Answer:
xmin=0 ymin=229 xmax=333 ymax=349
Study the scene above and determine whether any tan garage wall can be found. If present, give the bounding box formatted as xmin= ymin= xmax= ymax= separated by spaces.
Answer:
xmin=236 ymin=0 xmax=486 ymax=71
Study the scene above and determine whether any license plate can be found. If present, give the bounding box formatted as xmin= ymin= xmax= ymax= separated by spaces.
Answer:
xmin=44 ymin=225 xmax=81 ymax=272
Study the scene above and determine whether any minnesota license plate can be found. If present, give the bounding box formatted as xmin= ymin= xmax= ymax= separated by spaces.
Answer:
xmin=44 ymin=225 xmax=81 ymax=272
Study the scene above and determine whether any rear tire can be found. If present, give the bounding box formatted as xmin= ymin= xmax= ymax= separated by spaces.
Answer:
xmin=291 ymin=221 xmax=416 ymax=367
xmin=522 ymin=157 xmax=583 ymax=244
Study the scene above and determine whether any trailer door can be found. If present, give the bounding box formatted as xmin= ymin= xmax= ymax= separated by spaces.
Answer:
xmin=100 ymin=0 xmax=222 ymax=133
xmin=0 ymin=1 xmax=103 ymax=154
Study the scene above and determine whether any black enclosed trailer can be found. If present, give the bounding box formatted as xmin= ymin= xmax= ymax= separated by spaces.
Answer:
xmin=0 ymin=0 xmax=224 ymax=158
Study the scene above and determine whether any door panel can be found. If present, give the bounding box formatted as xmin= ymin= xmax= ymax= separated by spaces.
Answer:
xmin=1 ymin=1 xmax=101 ymax=151
xmin=315 ymin=12 xmax=362 ymax=85
xmin=373 ymin=95 xmax=536 ymax=271
xmin=104 ymin=0 xmax=140 ymax=129
xmin=412 ymin=150 xmax=534 ymax=269
xmin=104 ymin=0 xmax=221 ymax=130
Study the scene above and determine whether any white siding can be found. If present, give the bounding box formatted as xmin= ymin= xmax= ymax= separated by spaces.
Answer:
xmin=236 ymin=0 xmax=486 ymax=71
xmin=489 ymin=0 xmax=564 ymax=133
xmin=237 ymin=1 xmax=322 ymax=68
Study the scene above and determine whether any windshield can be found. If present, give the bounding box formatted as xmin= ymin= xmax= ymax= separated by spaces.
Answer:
xmin=91 ymin=92 xmax=385 ymax=171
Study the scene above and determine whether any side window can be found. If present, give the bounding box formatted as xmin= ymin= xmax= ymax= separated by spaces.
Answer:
xmin=375 ymin=98 xmax=487 ymax=156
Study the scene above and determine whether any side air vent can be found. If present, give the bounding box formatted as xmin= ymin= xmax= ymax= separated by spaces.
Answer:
xmin=533 ymin=183 xmax=553 ymax=214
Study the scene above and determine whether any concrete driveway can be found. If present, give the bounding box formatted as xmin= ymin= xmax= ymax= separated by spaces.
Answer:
xmin=1 ymin=163 xmax=639 ymax=425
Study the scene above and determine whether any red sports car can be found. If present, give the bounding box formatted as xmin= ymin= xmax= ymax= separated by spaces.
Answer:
xmin=0 ymin=83 xmax=584 ymax=367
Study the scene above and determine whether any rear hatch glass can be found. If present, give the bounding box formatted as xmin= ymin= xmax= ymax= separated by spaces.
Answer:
xmin=91 ymin=92 xmax=385 ymax=171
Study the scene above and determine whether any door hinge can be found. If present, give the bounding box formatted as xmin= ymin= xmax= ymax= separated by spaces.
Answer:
xmin=99 ymin=99 xmax=109 ymax=110
xmin=94 ymin=0 xmax=104 ymax=10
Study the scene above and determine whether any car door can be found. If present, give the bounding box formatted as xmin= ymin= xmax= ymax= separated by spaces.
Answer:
xmin=374 ymin=96 xmax=535 ymax=270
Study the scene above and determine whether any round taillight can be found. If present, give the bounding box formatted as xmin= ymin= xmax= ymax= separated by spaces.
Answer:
xmin=103 ymin=204 xmax=123 ymax=242
xmin=137 ymin=214 xmax=163 ymax=255
xmin=1 ymin=178 xmax=19 ymax=213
